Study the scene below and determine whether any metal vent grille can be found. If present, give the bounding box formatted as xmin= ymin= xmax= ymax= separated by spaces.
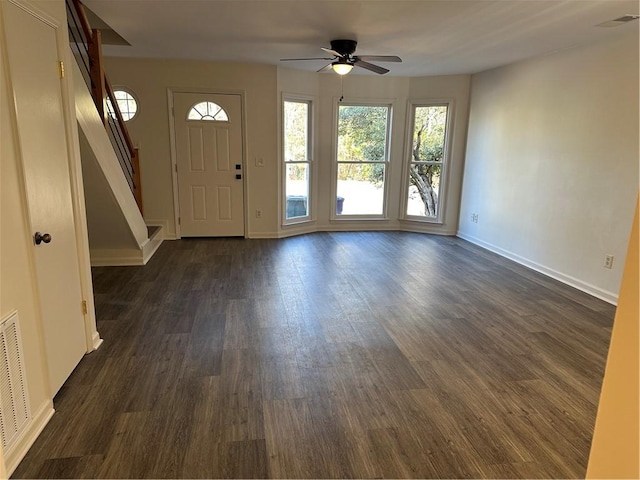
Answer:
xmin=0 ymin=311 xmax=30 ymax=452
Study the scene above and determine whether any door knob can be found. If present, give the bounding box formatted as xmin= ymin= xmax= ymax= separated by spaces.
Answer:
xmin=34 ymin=232 xmax=52 ymax=245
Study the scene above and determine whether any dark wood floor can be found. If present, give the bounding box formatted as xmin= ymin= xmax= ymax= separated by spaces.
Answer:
xmin=13 ymin=232 xmax=615 ymax=479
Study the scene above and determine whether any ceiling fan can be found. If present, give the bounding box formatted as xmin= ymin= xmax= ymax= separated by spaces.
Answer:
xmin=280 ymin=39 xmax=402 ymax=75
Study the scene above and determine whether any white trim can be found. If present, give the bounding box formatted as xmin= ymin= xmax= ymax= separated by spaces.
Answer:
xmin=90 ymin=331 xmax=103 ymax=351
xmin=142 ymin=228 xmax=163 ymax=264
xmin=60 ymin=25 xmax=102 ymax=353
xmin=281 ymin=95 xmax=315 ymax=226
xmin=457 ymin=231 xmax=618 ymax=305
xmin=167 ymin=89 xmax=181 ymax=238
xmin=4 ymin=400 xmax=54 ymax=477
xmin=399 ymin=99 xmax=455 ymax=224
xmin=7 ymin=0 xmax=57 ymax=27
xmin=145 ymin=219 xmax=168 ymax=236
xmin=279 ymin=223 xmax=318 ymax=238
xmin=109 ymin=86 xmax=139 ymax=122
xmin=319 ymin=223 xmax=399 ymax=232
xmin=331 ymin=99 xmax=395 ymax=220
xmin=247 ymin=231 xmax=281 ymax=239
xmin=90 ymin=224 xmax=164 ymax=266
xmin=90 ymin=249 xmax=146 ymax=267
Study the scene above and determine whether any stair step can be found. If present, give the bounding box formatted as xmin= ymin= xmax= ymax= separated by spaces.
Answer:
xmin=147 ymin=225 xmax=161 ymax=239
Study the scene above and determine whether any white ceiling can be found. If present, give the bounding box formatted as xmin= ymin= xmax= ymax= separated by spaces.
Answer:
xmin=84 ymin=0 xmax=639 ymax=77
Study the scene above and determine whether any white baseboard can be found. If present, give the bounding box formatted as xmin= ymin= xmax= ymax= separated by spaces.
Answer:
xmin=142 ymin=227 xmax=164 ymax=264
xmin=247 ymin=231 xmax=281 ymax=239
xmin=278 ymin=223 xmax=318 ymax=238
xmin=5 ymin=400 xmax=55 ymax=476
xmin=145 ymin=219 xmax=177 ymax=240
xmin=90 ymin=227 xmax=164 ymax=267
xmin=456 ymin=231 xmax=618 ymax=305
xmin=249 ymin=223 xmax=459 ymax=239
xmin=91 ymin=331 xmax=104 ymax=351
xmin=90 ymin=248 xmax=145 ymax=266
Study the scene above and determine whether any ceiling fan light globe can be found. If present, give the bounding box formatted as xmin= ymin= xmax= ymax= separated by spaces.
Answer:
xmin=332 ymin=62 xmax=353 ymax=75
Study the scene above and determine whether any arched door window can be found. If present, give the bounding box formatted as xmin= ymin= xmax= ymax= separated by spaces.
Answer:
xmin=187 ymin=101 xmax=229 ymax=121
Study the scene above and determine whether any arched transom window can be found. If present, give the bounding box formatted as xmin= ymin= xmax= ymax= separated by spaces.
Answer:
xmin=187 ymin=101 xmax=229 ymax=121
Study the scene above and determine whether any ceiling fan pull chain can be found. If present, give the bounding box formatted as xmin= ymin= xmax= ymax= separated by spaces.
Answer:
xmin=340 ymin=75 xmax=344 ymax=102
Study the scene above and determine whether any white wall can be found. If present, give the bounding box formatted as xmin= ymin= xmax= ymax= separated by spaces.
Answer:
xmin=103 ymin=57 xmax=279 ymax=239
xmin=112 ymin=63 xmax=471 ymax=238
xmin=587 ymin=199 xmax=639 ymax=478
xmin=106 ymin=58 xmax=472 ymax=239
xmin=278 ymin=69 xmax=471 ymax=235
xmin=458 ymin=30 xmax=639 ymax=303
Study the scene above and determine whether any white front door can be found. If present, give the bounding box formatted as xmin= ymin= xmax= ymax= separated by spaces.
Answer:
xmin=3 ymin=2 xmax=87 ymax=395
xmin=173 ymin=92 xmax=245 ymax=237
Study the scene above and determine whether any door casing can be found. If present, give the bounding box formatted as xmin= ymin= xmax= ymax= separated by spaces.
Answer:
xmin=3 ymin=0 xmax=94 ymax=395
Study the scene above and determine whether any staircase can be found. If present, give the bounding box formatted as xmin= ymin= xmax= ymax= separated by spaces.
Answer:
xmin=67 ymin=0 xmax=162 ymax=265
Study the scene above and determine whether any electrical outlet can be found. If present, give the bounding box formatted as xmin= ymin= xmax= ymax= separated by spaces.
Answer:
xmin=255 ymin=157 xmax=264 ymax=167
xmin=255 ymin=209 xmax=262 ymax=218
xmin=603 ymin=254 xmax=614 ymax=269
xmin=471 ymin=213 xmax=478 ymax=223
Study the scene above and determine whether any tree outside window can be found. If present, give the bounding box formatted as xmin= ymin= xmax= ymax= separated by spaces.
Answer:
xmin=406 ymin=104 xmax=449 ymax=219
xmin=336 ymin=104 xmax=390 ymax=216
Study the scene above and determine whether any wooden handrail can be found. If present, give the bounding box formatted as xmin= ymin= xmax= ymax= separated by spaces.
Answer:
xmin=105 ymin=77 xmax=135 ymax=156
xmin=71 ymin=0 xmax=93 ymax=42
xmin=132 ymin=149 xmax=143 ymax=212
xmin=67 ymin=0 xmax=144 ymax=214
xmin=89 ymin=28 xmax=107 ymax=125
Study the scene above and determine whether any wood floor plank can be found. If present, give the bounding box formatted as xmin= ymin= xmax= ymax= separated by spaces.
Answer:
xmin=12 ymin=233 xmax=615 ymax=479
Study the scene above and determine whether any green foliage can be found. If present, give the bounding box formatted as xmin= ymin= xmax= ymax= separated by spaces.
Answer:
xmin=286 ymin=164 xmax=308 ymax=181
xmin=337 ymin=163 xmax=385 ymax=186
xmin=409 ymin=106 xmax=448 ymax=215
xmin=284 ymin=101 xmax=308 ymax=162
xmin=413 ymin=105 xmax=446 ymax=162
xmin=338 ymin=105 xmax=388 ymax=162
xmin=337 ymin=105 xmax=388 ymax=184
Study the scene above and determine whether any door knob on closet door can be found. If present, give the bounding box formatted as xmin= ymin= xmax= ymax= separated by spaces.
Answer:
xmin=34 ymin=231 xmax=52 ymax=245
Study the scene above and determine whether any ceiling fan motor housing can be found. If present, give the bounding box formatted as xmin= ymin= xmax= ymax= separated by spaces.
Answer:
xmin=330 ymin=39 xmax=358 ymax=56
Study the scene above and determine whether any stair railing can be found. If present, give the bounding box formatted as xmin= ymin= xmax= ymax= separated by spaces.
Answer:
xmin=66 ymin=0 xmax=143 ymax=214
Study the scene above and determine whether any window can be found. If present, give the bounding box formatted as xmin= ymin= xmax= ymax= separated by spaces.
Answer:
xmin=335 ymin=104 xmax=391 ymax=217
xmin=108 ymin=89 xmax=138 ymax=121
xmin=187 ymin=101 xmax=229 ymax=121
xmin=405 ymin=103 xmax=451 ymax=221
xmin=283 ymin=99 xmax=312 ymax=222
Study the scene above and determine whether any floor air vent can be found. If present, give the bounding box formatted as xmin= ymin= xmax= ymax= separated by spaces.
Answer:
xmin=0 ymin=311 xmax=30 ymax=453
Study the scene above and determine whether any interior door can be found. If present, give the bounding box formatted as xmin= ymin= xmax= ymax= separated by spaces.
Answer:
xmin=174 ymin=92 xmax=245 ymax=237
xmin=3 ymin=2 xmax=87 ymax=395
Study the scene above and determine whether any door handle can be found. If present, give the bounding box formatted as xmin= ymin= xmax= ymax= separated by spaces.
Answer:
xmin=34 ymin=231 xmax=52 ymax=245
xmin=235 ymin=174 xmax=242 ymax=180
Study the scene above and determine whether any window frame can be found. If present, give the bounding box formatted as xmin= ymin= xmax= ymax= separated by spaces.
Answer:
xmin=282 ymin=95 xmax=314 ymax=226
xmin=401 ymin=99 xmax=455 ymax=224
xmin=109 ymin=86 xmax=139 ymax=122
xmin=187 ymin=101 xmax=229 ymax=122
xmin=331 ymin=100 xmax=393 ymax=221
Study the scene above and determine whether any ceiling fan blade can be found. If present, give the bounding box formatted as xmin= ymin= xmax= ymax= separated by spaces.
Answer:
xmin=317 ymin=64 xmax=333 ymax=73
xmin=356 ymin=55 xmax=402 ymax=63
xmin=280 ymin=57 xmax=333 ymax=61
xmin=354 ymin=59 xmax=389 ymax=75
xmin=321 ymin=47 xmax=343 ymax=58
